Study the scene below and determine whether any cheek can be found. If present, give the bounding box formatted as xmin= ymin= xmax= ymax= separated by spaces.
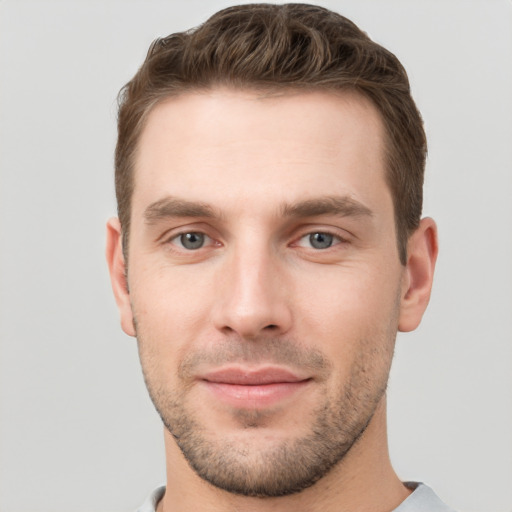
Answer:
xmin=130 ymin=266 xmax=216 ymax=374
xmin=293 ymin=263 xmax=401 ymax=356
xmin=131 ymin=259 xmax=213 ymax=320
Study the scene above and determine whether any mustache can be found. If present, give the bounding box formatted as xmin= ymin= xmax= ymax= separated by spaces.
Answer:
xmin=178 ymin=337 xmax=331 ymax=379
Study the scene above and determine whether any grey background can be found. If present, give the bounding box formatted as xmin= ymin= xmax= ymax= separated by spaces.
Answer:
xmin=1 ymin=1 xmax=511 ymax=511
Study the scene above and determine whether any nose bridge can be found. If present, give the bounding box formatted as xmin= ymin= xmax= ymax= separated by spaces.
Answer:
xmin=213 ymin=234 xmax=291 ymax=338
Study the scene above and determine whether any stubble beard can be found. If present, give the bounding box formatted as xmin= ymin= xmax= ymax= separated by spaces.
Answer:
xmin=136 ymin=333 xmax=395 ymax=498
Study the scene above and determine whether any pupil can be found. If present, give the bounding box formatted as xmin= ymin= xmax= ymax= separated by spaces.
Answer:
xmin=310 ymin=233 xmax=333 ymax=249
xmin=181 ymin=232 xmax=204 ymax=249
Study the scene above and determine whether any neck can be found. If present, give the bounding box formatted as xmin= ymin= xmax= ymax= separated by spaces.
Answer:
xmin=158 ymin=397 xmax=410 ymax=512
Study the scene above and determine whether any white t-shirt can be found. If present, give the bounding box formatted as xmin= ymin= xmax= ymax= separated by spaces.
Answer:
xmin=136 ymin=482 xmax=456 ymax=511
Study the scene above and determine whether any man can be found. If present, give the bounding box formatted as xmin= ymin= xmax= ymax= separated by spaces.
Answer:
xmin=106 ymin=4 xmax=450 ymax=511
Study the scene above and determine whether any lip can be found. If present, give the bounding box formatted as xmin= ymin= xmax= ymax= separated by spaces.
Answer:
xmin=198 ymin=366 xmax=312 ymax=408
xmin=201 ymin=366 xmax=307 ymax=385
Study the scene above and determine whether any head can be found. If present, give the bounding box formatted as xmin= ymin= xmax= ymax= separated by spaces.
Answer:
xmin=107 ymin=3 xmax=437 ymax=501
xmin=115 ymin=3 xmax=426 ymax=266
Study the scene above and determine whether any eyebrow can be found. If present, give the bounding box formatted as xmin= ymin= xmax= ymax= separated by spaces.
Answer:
xmin=144 ymin=196 xmax=219 ymax=224
xmin=143 ymin=194 xmax=373 ymax=224
xmin=281 ymin=196 xmax=373 ymax=219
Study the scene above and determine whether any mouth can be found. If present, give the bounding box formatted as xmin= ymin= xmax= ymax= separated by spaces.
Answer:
xmin=198 ymin=366 xmax=312 ymax=408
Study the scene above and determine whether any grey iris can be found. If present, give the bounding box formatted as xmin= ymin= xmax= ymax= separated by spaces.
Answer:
xmin=309 ymin=233 xmax=333 ymax=249
xmin=181 ymin=233 xmax=204 ymax=250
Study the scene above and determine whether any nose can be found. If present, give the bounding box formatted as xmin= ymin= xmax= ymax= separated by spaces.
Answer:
xmin=211 ymin=243 xmax=293 ymax=339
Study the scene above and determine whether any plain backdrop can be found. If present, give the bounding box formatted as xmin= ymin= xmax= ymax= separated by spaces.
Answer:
xmin=0 ymin=1 xmax=511 ymax=511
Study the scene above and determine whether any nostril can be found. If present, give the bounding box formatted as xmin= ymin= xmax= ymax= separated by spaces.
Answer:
xmin=265 ymin=324 xmax=278 ymax=330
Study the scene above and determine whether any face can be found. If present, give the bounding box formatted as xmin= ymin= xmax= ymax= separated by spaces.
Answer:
xmin=112 ymin=89 xmax=410 ymax=496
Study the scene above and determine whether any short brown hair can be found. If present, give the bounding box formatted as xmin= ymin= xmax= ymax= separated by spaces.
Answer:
xmin=116 ymin=3 xmax=426 ymax=264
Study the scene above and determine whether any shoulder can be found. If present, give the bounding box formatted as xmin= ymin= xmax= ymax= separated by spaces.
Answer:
xmin=393 ymin=482 xmax=457 ymax=512
xmin=135 ymin=485 xmax=166 ymax=512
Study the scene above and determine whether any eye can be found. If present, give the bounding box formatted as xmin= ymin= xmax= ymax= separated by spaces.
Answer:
xmin=297 ymin=232 xmax=341 ymax=250
xmin=171 ymin=232 xmax=210 ymax=250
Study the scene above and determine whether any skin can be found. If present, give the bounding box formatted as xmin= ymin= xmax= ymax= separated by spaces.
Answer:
xmin=106 ymin=89 xmax=438 ymax=512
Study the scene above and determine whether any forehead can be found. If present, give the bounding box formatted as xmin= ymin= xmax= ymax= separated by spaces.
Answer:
xmin=133 ymin=88 xmax=389 ymax=216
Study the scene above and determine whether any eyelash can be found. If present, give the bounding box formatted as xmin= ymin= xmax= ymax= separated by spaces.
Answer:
xmin=164 ymin=229 xmax=349 ymax=252
xmin=166 ymin=231 xmax=217 ymax=251
xmin=294 ymin=231 xmax=348 ymax=250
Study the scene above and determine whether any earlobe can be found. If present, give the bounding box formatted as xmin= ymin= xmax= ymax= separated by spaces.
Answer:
xmin=398 ymin=217 xmax=438 ymax=332
xmin=105 ymin=218 xmax=136 ymax=337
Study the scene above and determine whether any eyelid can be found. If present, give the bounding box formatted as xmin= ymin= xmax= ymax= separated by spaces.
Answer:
xmin=156 ymin=222 xmax=217 ymax=242
xmin=170 ymin=231 xmax=213 ymax=249
xmin=290 ymin=225 xmax=352 ymax=246
xmin=156 ymin=223 xmax=352 ymax=251
xmin=157 ymin=224 xmax=223 ymax=252
xmin=294 ymin=231 xmax=347 ymax=249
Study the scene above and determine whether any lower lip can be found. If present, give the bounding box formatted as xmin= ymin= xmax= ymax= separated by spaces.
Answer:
xmin=202 ymin=380 xmax=311 ymax=408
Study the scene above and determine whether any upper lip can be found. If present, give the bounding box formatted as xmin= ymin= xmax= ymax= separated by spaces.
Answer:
xmin=200 ymin=366 xmax=309 ymax=385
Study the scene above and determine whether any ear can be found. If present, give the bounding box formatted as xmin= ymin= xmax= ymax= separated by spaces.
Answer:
xmin=398 ymin=217 xmax=438 ymax=332
xmin=105 ymin=218 xmax=136 ymax=337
